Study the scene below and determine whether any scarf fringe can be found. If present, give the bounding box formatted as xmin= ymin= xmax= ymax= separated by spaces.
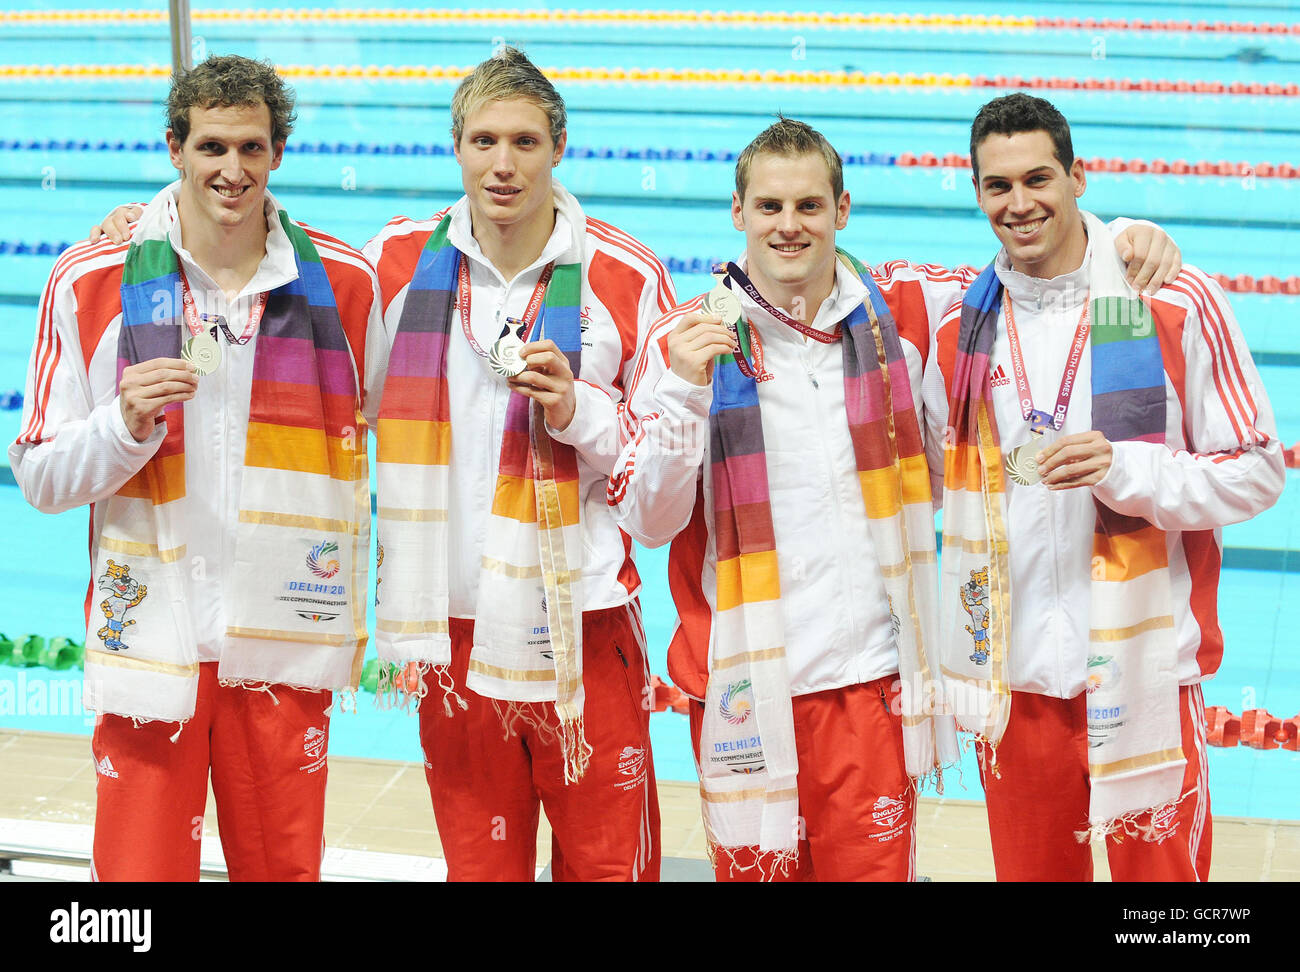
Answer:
xmin=909 ymin=763 xmax=951 ymax=799
xmin=946 ymin=744 xmax=974 ymax=795
xmin=1074 ymin=785 xmax=1196 ymax=845
xmin=714 ymin=844 xmax=799 ymax=883
xmin=433 ymin=664 xmax=469 ymax=719
xmin=490 ymin=698 xmax=558 ymax=744
xmin=327 ymin=687 xmax=357 ymax=717
xmin=123 ymin=713 xmax=187 ymax=743
xmin=375 ymin=661 xmax=433 ymax=714
xmin=558 ymin=713 xmax=592 ymax=786
xmin=972 ymin=732 xmax=1001 ymax=780
xmin=218 ymin=678 xmax=281 ymax=706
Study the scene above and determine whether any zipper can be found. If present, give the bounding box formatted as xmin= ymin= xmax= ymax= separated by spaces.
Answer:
xmin=809 ymin=345 xmax=857 ymax=657
xmin=615 ymin=643 xmax=629 ymax=668
xmin=802 ymin=348 xmax=819 ymax=389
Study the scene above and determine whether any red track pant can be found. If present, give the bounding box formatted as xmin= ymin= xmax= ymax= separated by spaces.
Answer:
xmin=690 ymin=674 xmax=917 ymax=882
xmin=91 ymin=661 xmax=332 ymax=881
xmin=419 ymin=604 xmax=661 ymax=882
xmin=979 ymin=684 xmax=1211 ymax=881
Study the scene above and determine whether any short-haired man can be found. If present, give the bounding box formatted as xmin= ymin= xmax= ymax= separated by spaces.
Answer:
xmin=13 ymin=55 xmax=386 ymax=881
xmin=363 ymin=47 xmax=673 ymax=882
xmin=91 ymin=48 xmax=673 ymax=883
xmin=924 ymin=93 xmax=1283 ymax=881
xmin=609 ymin=117 xmax=1178 ymax=881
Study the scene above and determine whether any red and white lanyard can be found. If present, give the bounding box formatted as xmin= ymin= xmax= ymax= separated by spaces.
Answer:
xmin=178 ymin=265 xmax=267 ymax=344
xmin=722 ymin=261 xmax=842 ymax=344
xmin=457 ymin=256 xmax=555 ymax=355
xmin=1002 ymin=290 xmax=1090 ymax=433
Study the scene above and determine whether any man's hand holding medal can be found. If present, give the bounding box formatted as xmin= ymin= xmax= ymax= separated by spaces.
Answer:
xmin=506 ymin=330 xmax=581 ymax=433
xmin=118 ymin=357 xmax=199 ymax=443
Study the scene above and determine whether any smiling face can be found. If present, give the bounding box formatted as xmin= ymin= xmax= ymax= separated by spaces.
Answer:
xmin=454 ymin=97 xmax=566 ymax=237
xmin=974 ymin=129 xmax=1088 ymax=280
xmin=731 ymin=151 xmax=850 ymax=310
xmin=167 ymin=101 xmax=282 ymax=235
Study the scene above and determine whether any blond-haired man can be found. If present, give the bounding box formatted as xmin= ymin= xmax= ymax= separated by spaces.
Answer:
xmin=363 ymin=47 xmax=673 ymax=881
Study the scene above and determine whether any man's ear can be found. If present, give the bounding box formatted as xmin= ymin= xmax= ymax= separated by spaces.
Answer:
xmin=271 ymin=140 xmax=285 ymax=170
xmin=835 ymin=190 xmax=850 ymax=230
xmin=1070 ymin=157 xmax=1087 ymax=199
xmin=166 ymin=129 xmax=184 ymax=173
xmin=731 ymin=191 xmax=744 ymax=232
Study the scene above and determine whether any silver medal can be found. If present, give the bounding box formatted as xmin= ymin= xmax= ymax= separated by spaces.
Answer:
xmin=488 ymin=333 xmax=527 ymax=378
xmin=704 ymin=283 xmax=742 ymax=325
xmin=182 ymin=332 xmax=221 ymax=376
xmin=1005 ymin=431 xmax=1043 ymax=487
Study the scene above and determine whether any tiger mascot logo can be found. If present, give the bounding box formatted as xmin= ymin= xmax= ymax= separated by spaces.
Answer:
xmin=97 ymin=560 xmax=147 ymax=651
xmin=960 ymin=566 xmax=991 ymax=666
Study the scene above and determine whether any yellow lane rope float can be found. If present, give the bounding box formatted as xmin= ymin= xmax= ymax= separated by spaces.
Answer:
xmin=3 ymin=9 xmax=1297 ymax=33
xmin=0 ymin=9 xmax=1041 ymax=29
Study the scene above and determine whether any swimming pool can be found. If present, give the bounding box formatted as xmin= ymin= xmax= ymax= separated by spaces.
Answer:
xmin=1 ymin=0 xmax=1297 ymax=818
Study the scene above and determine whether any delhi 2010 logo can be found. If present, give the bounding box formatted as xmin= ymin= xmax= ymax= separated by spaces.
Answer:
xmin=307 ymin=541 xmax=341 ymax=579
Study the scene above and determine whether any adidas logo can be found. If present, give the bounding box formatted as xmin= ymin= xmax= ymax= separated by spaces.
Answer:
xmin=990 ymin=365 xmax=1011 ymax=388
xmin=96 ymin=755 xmax=119 ymax=779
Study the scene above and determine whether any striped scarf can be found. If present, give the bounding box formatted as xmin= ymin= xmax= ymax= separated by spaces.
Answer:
xmin=86 ymin=190 xmax=370 ymax=725
xmin=940 ymin=210 xmax=1184 ymax=833
xmin=698 ymin=250 xmax=953 ymax=871
xmin=374 ymin=212 xmax=591 ymax=782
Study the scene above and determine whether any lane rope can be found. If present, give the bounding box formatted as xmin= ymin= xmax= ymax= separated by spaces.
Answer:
xmin=4 ymin=137 xmax=1297 ymax=181
xmin=2 ymin=8 xmax=1298 ymax=36
xmin=0 ymin=63 xmax=1296 ymax=96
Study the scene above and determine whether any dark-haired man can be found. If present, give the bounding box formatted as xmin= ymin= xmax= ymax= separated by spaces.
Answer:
xmin=609 ymin=116 xmax=1179 ymax=881
xmin=12 ymin=55 xmax=387 ymax=881
xmin=925 ymin=93 xmax=1283 ymax=881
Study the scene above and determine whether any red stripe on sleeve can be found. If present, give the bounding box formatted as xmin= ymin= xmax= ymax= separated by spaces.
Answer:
xmin=586 ymin=218 xmax=675 ymax=313
xmin=1166 ymin=272 xmax=1256 ymax=446
xmin=665 ymin=480 xmax=713 ymax=701
xmin=1148 ymin=296 xmax=1190 ymax=443
xmin=1181 ymin=530 xmax=1225 ymax=677
xmin=587 ymin=249 xmax=648 ymax=389
xmin=23 ymin=241 xmax=129 ymax=444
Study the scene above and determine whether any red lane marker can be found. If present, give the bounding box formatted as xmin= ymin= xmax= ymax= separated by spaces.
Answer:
xmin=1204 ymin=708 xmax=1300 ymax=748
xmin=900 ymin=153 xmax=1298 ymax=180
xmin=1032 ymin=18 xmax=1300 ymax=35
xmin=974 ymin=75 xmax=1295 ymax=96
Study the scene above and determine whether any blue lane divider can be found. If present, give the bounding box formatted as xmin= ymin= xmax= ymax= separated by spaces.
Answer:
xmin=0 ymin=391 xmax=23 ymax=411
xmin=0 ymin=138 xmax=900 ymax=166
xmin=0 ymin=241 xmax=72 ymax=256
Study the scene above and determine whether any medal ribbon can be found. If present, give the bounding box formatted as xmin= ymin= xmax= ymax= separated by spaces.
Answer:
xmin=458 ymin=257 xmax=555 ymax=358
xmin=1002 ymin=291 xmax=1090 ymax=433
xmin=178 ymin=265 xmax=267 ymax=344
xmin=722 ymin=261 xmax=842 ymax=344
xmin=708 ymin=265 xmax=773 ymax=382
xmin=733 ymin=318 xmax=773 ymax=383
